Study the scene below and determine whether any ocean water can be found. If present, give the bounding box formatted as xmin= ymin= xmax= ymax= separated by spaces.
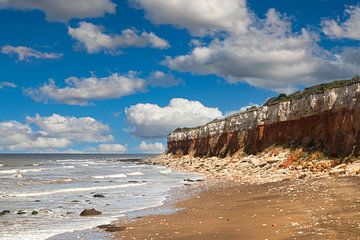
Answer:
xmin=0 ymin=154 xmax=203 ymax=240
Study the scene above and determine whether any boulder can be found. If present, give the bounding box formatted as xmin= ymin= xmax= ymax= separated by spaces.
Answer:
xmin=80 ymin=208 xmax=102 ymax=216
xmin=346 ymin=163 xmax=360 ymax=174
xmin=329 ymin=168 xmax=346 ymax=176
xmin=93 ymin=194 xmax=105 ymax=198
xmin=0 ymin=210 xmax=10 ymax=216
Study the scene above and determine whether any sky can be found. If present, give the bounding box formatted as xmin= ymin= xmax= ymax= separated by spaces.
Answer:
xmin=0 ymin=0 xmax=359 ymax=153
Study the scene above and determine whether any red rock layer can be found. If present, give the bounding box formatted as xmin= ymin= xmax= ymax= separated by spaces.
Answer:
xmin=167 ymin=108 xmax=360 ymax=158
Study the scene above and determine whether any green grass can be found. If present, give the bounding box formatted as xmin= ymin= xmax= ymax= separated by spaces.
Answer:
xmin=264 ymin=76 xmax=360 ymax=106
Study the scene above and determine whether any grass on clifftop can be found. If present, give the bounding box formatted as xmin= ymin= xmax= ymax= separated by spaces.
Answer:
xmin=265 ymin=76 xmax=360 ymax=106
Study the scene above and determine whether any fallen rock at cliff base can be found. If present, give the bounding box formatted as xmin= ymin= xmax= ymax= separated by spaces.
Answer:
xmin=329 ymin=168 xmax=346 ymax=176
xmin=80 ymin=208 xmax=102 ymax=216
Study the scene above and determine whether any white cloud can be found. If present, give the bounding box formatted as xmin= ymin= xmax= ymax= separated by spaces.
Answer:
xmin=0 ymin=0 xmax=116 ymax=22
xmin=68 ymin=22 xmax=169 ymax=54
xmin=1 ymin=45 xmax=63 ymax=61
xmin=0 ymin=121 xmax=70 ymax=151
xmin=26 ymin=72 xmax=146 ymax=106
xmin=130 ymin=0 xmax=250 ymax=36
xmin=164 ymin=8 xmax=360 ymax=92
xmin=138 ymin=141 xmax=165 ymax=153
xmin=125 ymin=98 xmax=223 ymax=138
xmin=0 ymin=82 xmax=16 ymax=89
xmin=0 ymin=114 xmax=112 ymax=151
xmin=96 ymin=143 xmax=128 ymax=153
xmin=26 ymin=114 xmax=113 ymax=142
xmin=322 ymin=5 xmax=360 ymax=40
xmin=148 ymin=71 xmax=182 ymax=87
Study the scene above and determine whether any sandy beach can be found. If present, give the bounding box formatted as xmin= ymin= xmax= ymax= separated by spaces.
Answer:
xmin=109 ymin=176 xmax=360 ymax=240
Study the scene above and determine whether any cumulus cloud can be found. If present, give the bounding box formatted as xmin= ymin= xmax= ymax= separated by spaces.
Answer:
xmin=138 ymin=141 xmax=165 ymax=153
xmin=26 ymin=114 xmax=113 ymax=142
xmin=0 ymin=82 xmax=16 ymax=89
xmin=125 ymin=98 xmax=223 ymax=138
xmin=322 ymin=5 xmax=360 ymax=40
xmin=1 ymin=45 xmax=63 ymax=61
xmin=148 ymin=71 xmax=182 ymax=87
xmin=26 ymin=72 xmax=146 ymax=106
xmin=163 ymin=8 xmax=360 ymax=92
xmin=68 ymin=22 xmax=169 ymax=54
xmin=130 ymin=0 xmax=250 ymax=36
xmin=0 ymin=0 xmax=116 ymax=22
xmin=0 ymin=114 xmax=112 ymax=151
xmin=96 ymin=143 xmax=128 ymax=153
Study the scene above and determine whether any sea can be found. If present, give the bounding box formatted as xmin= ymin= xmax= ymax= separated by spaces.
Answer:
xmin=0 ymin=154 xmax=203 ymax=240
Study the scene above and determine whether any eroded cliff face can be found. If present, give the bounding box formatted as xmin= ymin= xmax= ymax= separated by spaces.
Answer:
xmin=168 ymin=79 xmax=360 ymax=158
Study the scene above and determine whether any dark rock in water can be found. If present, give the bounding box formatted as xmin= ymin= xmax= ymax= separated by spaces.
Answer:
xmin=80 ymin=208 xmax=102 ymax=216
xmin=17 ymin=210 xmax=26 ymax=215
xmin=0 ymin=210 xmax=10 ymax=216
xmin=71 ymin=200 xmax=80 ymax=203
xmin=196 ymin=179 xmax=204 ymax=182
xmin=184 ymin=179 xmax=196 ymax=182
xmin=34 ymin=200 xmax=41 ymax=202
xmin=31 ymin=211 xmax=39 ymax=215
xmin=97 ymin=224 xmax=126 ymax=232
xmin=93 ymin=194 xmax=105 ymax=198
xmin=128 ymin=180 xmax=139 ymax=183
xmin=184 ymin=183 xmax=191 ymax=186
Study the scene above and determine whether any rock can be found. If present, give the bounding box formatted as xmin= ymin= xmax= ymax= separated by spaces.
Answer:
xmin=329 ymin=168 xmax=346 ymax=176
xmin=346 ymin=163 xmax=360 ymax=174
xmin=80 ymin=208 xmax=102 ymax=216
xmin=249 ymin=158 xmax=267 ymax=167
xmin=17 ymin=210 xmax=26 ymax=215
xmin=98 ymin=224 xmax=126 ymax=232
xmin=31 ymin=211 xmax=39 ymax=215
xmin=266 ymin=157 xmax=282 ymax=164
xmin=333 ymin=163 xmax=347 ymax=169
xmin=93 ymin=194 xmax=105 ymax=198
xmin=128 ymin=180 xmax=139 ymax=183
xmin=0 ymin=210 xmax=10 ymax=216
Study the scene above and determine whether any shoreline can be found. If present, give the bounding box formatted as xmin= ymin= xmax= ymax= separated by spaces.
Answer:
xmin=96 ymin=151 xmax=360 ymax=239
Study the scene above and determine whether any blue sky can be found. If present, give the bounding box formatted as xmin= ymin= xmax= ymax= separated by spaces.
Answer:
xmin=0 ymin=0 xmax=359 ymax=153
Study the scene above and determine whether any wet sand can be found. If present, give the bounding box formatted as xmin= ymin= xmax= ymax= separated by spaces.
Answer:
xmin=111 ymin=176 xmax=360 ymax=240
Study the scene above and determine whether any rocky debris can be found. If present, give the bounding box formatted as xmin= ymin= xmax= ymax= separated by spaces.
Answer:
xmin=80 ymin=208 xmax=102 ymax=216
xmin=93 ymin=194 xmax=105 ymax=198
xmin=0 ymin=210 xmax=10 ymax=216
xmin=144 ymin=150 xmax=360 ymax=185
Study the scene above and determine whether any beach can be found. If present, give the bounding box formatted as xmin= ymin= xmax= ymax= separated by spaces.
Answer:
xmin=96 ymin=150 xmax=360 ymax=240
xmin=114 ymin=176 xmax=360 ymax=240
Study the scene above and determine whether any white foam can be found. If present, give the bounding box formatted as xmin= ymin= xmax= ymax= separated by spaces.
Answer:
xmin=7 ymin=183 xmax=145 ymax=198
xmin=160 ymin=170 xmax=172 ymax=174
xmin=127 ymin=171 xmax=144 ymax=176
xmin=93 ymin=174 xmax=127 ymax=179
xmin=0 ymin=168 xmax=45 ymax=174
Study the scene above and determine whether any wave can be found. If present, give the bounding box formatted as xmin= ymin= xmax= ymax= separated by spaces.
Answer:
xmin=127 ymin=171 xmax=144 ymax=176
xmin=0 ymin=165 xmax=76 ymax=175
xmin=93 ymin=174 xmax=127 ymax=179
xmin=6 ymin=183 xmax=146 ymax=198
xmin=0 ymin=168 xmax=45 ymax=174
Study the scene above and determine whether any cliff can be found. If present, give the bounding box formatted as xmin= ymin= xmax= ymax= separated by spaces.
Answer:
xmin=167 ymin=77 xmax=360 ymax=158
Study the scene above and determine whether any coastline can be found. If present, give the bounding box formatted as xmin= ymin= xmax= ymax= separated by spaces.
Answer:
xmin=99 ymin=150 xmax=360 ymax=240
